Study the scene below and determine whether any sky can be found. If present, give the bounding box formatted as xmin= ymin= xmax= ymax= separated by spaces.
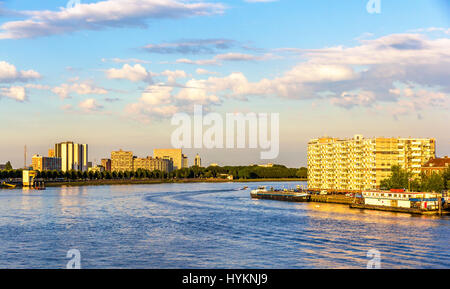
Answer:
xmin=0 ymin=0 xmax=449 ymax=168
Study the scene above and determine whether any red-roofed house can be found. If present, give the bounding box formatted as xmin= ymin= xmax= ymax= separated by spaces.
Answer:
xmin=421 ymin=156 xmax=450 ymax=175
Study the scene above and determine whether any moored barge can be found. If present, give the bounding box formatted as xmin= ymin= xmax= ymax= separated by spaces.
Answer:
xmin=251 ymin=186 xmax=310 ymax=202
xmin=350 ymin=189 xmax=448 ymax=215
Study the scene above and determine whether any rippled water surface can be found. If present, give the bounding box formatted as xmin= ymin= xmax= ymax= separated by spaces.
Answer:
xmin=0 ymin=182 xmax=449 ymax=268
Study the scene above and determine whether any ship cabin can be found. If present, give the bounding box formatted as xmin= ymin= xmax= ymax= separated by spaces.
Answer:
xmin=362 ymin=189 xmax=442 ymax=210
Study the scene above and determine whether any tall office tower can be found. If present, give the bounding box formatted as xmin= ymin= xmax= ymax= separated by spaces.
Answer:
xmin=307 ymin=135 xmax=436 ymax=192
xmin=54 ymin=141 xmax=89 ymax=172
xmin=194 ymin=154 xmax=202 ymax=167
xmin=111 ymin=149 xmax=134 ymax=172
xmin=31 ymin=154 xmax=62 ymax=171
xmin=154 ymin=149 xmax=188 ymax=170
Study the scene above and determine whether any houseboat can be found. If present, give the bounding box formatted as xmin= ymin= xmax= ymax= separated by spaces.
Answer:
xmin=350 ymin=189 xmax=446 ymax=215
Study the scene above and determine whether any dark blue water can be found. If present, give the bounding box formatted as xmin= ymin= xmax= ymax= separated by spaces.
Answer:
xmin=0 ymin=182 xmax=449 ymax=269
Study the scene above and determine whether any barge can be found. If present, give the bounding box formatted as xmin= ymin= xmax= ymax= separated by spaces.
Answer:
xmin=249 ymin=186 xmax=449 ymax=216
xmin=250 ymin=186 xmax=310 ymax=202
xmin=350 ymin=189 xmax=448 ymax=215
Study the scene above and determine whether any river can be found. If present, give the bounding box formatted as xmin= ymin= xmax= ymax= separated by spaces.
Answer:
xmin=0 ymin=181 xmax=448 ymax=268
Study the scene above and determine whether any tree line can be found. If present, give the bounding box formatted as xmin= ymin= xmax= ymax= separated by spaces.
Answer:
xmin=0 ymin=165 xmax=308 ymax=181
xmin=380 ymin=165 xmax=450 ymax=193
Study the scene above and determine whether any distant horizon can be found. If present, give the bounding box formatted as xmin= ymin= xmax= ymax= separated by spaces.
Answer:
xmin=2 ymin=132 xmax=449 ymax=170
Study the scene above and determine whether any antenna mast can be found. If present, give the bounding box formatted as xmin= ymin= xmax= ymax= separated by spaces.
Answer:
xmin=24 ymin=145 xmax=27 ymax=169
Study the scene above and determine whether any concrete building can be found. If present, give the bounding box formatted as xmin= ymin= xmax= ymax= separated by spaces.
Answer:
xmin=101 ymin=159 xmax=112 ymax=172
xmin=48 ymin=149 xmax=55 ymax=157
xmin=133 ymin=157 xmax=173 ymax=173
xmin=194 ymin=154 xmax=202 ymax=167
xmin=154 ymin=149 xmax=188 ymax=170
xmin=111 ymin=150 xmax=134 ymax=172
xmin=0 ymin=164 xmax=6 ymax=170
xmin=307 ymin=135 xmax=436 ymax=193
xmin=421 ymin=156 xmax=450 ymax=176
xmin=31 ymin=154 xmax=62 ymax=171
xmin=88 ymin=165 xmax=105 ymax=173
xmin=22 ymin=170 xmax=37 ymax=187
xmin=54 ymin=141 xmax=88 ymax=172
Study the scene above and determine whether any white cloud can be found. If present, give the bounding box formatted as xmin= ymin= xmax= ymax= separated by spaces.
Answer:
xmin=0 ymin=0 xmax=226 ymax=39
xmin=0 ymin=61 xmax=41 ymax=83
xmin=106 ymin=64 xmax=153 ymax=82
xmin=125 ymin=81 xmax=220 ymax=121
xmin=0 ymin=86 xmax=27 ymax=102
xmin=176 ymin=58 xmax=221 ymax=66
xmin=160 ymin=70 xmax=188 ymax=83
xmin=79 ymin=98 xmax=104 ymax=112
xmin=330 ymin=90 xmax=376 ymax=109
xmin=52 ymin=82 xmax=108 ymax=99
xmin=196 ymin=68 xmax=218 ymax=75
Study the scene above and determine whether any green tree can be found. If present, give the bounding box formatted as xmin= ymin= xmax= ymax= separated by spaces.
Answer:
xmin=296 ymin=167 xmax=308 ymax=179
xmin=380 ymin=165 xmax=410 ymax=190
xmin=421 ymin=173 xmax=444 ymax=193
xmin=5 ymin=161 xmax=13 ymax=170
xmin=442 ymin=167 xmax=450 ymax=190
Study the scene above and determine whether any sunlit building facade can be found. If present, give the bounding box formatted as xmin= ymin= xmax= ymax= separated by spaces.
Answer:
xmin=101 ymin=158 xmax=112 ymax=172
xmin=307 ymin=135 xmax=436 ymax=192
xmin=194 ymin=154 xmax=202 ymax=167
xmin=154 ymin=149 xmax=188 ymax=170
xmin=133 ymin=157 xmax=173 ymax=173
xmin=54 ymin=141 xmax=88 ymax=172
xmin=31 ymin=154 xmax=62 ymax=171
xmin=111 ymin=150 xmax=134 ymax=172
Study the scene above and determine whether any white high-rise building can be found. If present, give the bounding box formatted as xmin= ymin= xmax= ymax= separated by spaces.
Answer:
xmin=54 ymin=141 xmax=89 ymax=172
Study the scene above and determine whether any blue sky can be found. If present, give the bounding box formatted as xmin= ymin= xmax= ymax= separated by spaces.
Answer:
xmin=0 ymin=0 xmax=449 ymax=168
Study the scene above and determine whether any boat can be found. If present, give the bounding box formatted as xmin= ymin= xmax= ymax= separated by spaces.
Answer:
xmin=350 ymin=189 xmax=448 ymax=215
xmin=250 ymin=186 xmax=268 ymax=196
xmin=1 ymin=182 xmax=16 ymax=189
xmin=251 ymin=186 xmax=310 ymax=202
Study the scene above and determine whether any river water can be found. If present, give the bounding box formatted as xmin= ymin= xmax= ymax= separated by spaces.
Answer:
xmin=0 ymin=181 xmax=448 ymax=269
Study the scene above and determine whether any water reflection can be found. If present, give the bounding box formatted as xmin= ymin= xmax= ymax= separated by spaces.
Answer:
xmin=58 ymin=186 xmax=85 ymax=218
xmin=0 ymin=182 xmax=448 ymax=268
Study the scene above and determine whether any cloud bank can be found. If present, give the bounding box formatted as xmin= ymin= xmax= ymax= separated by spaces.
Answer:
xmin=0 ymin=0 xmax=225 ymax=39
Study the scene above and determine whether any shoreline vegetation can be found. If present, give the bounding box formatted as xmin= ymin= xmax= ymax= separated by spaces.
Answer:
xmin=1 ymin=165 xmax=308 ymax=189
xmin=44 ymin=178 xmax=307 ymax=188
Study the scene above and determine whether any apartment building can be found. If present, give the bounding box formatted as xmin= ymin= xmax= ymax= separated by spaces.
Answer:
xmin=421 ymin=156 xmax=450 ymax=176
xmin=111 ymin=150 xmax=134 ymax=172
xmin=31 ymin=154 xmax=62 ymax=171
xmin=307 ymin=135 xmax=436 ymax=192
xmin=133 ymin=157 xmax=173 ymax=173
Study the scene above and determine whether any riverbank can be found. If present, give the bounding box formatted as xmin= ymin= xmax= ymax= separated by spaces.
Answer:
xmin=39 ymin=178 xmax=306 ymax=188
